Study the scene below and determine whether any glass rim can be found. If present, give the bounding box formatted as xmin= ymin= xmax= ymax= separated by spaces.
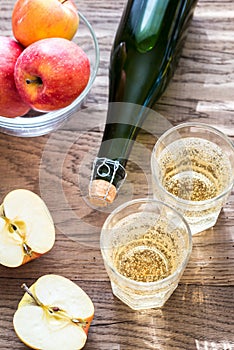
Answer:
xmin=0 ymin=11 xmax=100 ymax=131
xmin=100 ymin=197 xmax=192 ymax=288
xmin=151 ymin=122 xmax=234 ymax=206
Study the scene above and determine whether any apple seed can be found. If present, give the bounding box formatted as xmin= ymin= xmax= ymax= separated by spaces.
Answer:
xmin=6 ymin=220 xmax=33 ymax=257
xmin=51 ymin=306 xmax=60 ymax=312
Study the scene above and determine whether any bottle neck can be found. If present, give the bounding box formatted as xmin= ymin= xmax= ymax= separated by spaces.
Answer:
xmin=97 ymin=102 xmax=149 ymax=165
xmin=91 ymin=157 xmax=126 ymax=188
xmin=89 ymin=157 xmax=127 ymax=206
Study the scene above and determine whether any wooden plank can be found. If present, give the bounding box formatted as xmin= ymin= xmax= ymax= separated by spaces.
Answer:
xmin=0 ymin=278 xmax=233 ymax=350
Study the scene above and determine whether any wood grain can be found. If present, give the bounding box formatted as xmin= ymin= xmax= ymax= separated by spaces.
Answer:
xmin=0 ymin=0 xmax=233 ymax=349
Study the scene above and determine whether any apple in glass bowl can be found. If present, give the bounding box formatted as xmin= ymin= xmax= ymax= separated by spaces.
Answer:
xmin=12 ymin=0 xmax=80 ymax=47
xmin=14 ymin=37 xmax=91 ymax=112
xmin=0 ymin=11 xmax=99 ymax=137
xmin=0 ymin=36 xmax=31 ymax=118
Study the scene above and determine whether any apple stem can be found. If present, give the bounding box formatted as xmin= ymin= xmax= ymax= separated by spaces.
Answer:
xmin=26 ymin=77 xmax=43 ymax=85
xmin=21 ymin=283 xmax=41 ymax=305
xmin=22 ymin=243 xmax=32 ymax=257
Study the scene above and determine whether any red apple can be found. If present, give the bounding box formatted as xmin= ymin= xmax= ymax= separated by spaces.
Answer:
xmin=14 ymin=38 xmax=90 ymax=112
xmin=0 ymin=36 xmax=30 ymax=118
xmin=12 ymin=0 xmax=79 ymax=47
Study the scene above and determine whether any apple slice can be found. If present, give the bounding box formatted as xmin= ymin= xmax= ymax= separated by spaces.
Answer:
xmin=13 ymin=274 xmax=94 ymax=350
xmin=0 ymin=189 xmax=55 ymax=267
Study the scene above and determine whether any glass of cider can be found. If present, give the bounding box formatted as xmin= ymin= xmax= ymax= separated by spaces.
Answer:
xmin=100 ymin=198 xmax=192 ymax=310
xmin=151 ymin=123 xmax=234 ymax=235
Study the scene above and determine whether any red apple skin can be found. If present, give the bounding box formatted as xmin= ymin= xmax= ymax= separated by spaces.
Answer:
xmin=83 ymin=315 xmax=94 ymax=335
xmin=22 ymin=252 xmax=42 ymax=266
xmin=0 ymin=36 xmax=30 ymax=118
xmin=12 ymin=0 xmax=79 ymax=47
xmin=14 ymin=38 xmax=91 ymax=112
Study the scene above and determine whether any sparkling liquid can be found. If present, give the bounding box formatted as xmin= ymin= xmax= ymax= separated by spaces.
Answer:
xmin=159 ymin=137 xmax=232 ymax=201
xmin=113 ymin=220 xmax=183 ymax=283
xmin=153 ymin=137 xmax=233 ymax=234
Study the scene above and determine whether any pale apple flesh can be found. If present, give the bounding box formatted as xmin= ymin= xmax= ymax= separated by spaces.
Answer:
xmin=13 ymin=274 xmax=94 ymax=350
xmin=0 ymin=189 xmax=55 ymax=267
xmin=0 ymin=36 xmax=30 ymax=118
xmin=12 ymin=0 xmax=79 ymax=47
xmin=14 ymin=37 xmax=91 ymax=112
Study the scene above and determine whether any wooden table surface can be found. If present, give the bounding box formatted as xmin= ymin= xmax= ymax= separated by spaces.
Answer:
xmin=0 ymin=0 xmax=233 ymax=349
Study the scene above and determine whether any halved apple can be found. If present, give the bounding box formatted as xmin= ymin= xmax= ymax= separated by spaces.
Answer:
xmin=0 ymin=189 xmax=55 ymax=267
xmin=13 ymin=274 xmax=94 ymax=350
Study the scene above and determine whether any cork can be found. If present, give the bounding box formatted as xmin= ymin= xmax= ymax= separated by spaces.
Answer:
xmin=89 ymin=179 xmax=117 ymax=207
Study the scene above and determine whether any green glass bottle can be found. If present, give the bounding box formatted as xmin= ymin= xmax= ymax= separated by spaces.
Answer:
xmin=89 ymin=0 xmax=198 ymax=205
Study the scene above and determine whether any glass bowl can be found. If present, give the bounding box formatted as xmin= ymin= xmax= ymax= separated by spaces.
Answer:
xmin=0 ymin=11 xmax=99 ymax=137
